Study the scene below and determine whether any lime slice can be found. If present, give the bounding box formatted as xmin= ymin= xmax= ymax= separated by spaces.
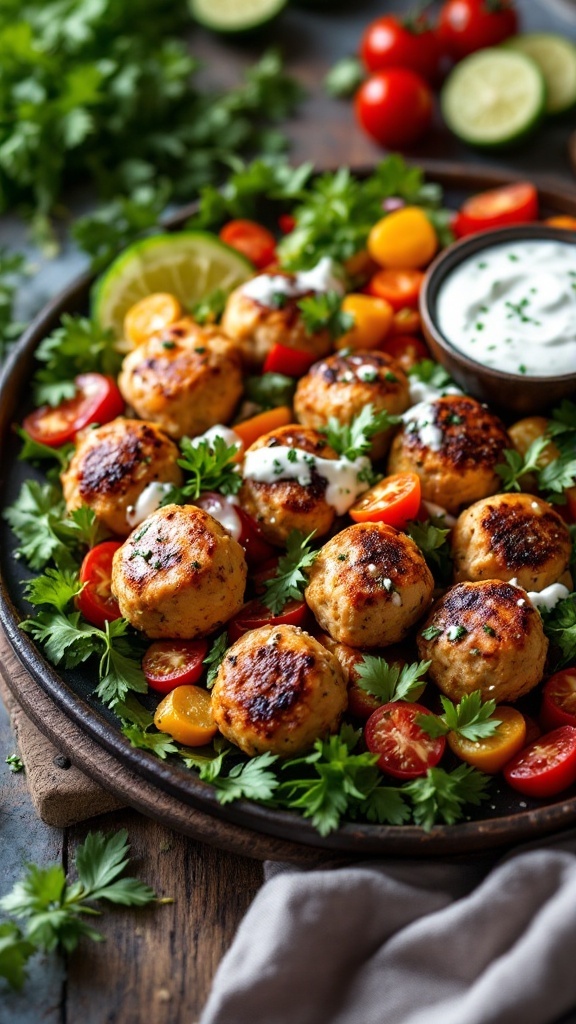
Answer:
xmin=441 ymin=48 xmax=546 ymax=148
xmin=189 ymin=0 xmax=286 ymax=33
xmin=506 ymin=33 xmax=576 ymax=115
xmin=92 ymin=232 xmax=254 ymax=340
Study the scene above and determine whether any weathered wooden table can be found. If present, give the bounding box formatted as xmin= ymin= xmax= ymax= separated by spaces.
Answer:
xmin=2 ymin=1 xmax=576 ymax=1020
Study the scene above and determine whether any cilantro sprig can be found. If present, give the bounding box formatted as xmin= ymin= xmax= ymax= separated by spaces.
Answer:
xmin=31 ymin=315 xmax=121 ymax=407
xmin=4 ymin=482 xmax=107 ymax=571
xmin=417 ymin=692 xmax=501 ymax=742
xmin=297 ymin=291 xmax=353 ymax=341
xmin=403 ymin=765 xmax=491 ymax=831
xmin=405 ymin=517 xmax=453 ymax=584
xmin=408 ymin=359 xmax=455 ymax=391
xmin=175 ymin=435 xmax=242 ymax=501
xmin=262 ymin=530 xmax=318 ymax=615
xmin=540 ymin=593 xmax=576 ymax=670
xmin=320 ymin=403 xmax=400 ymax=461
xmin=203 ymin=632 xmax=229 ymax=688
xmin=355 ymin=655 xmax=430 ymax=704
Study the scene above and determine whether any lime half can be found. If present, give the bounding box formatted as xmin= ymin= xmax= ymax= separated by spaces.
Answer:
xmin=441 ymin=48 xmax=546 ymax=148
xmin=506 ymin=33 xmax=576 ymax=115
xmin=190 ymin=0 xmax=286 ymax=33
xmin=92 ymin=232 xmax=254 ymax=339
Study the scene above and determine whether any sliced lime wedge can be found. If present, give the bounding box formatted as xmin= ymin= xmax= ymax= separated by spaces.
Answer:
xmin=506 ymin=33 xmax=576 ymax=115
xmin=189 ymin=0 xmax=286 ymax=33
xmin=92 ymin=232 xmax=253 ymax=340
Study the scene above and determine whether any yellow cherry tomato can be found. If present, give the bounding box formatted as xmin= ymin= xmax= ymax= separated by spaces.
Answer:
xmin=124 ymin=292 xmax=183 ymax=347
xmin=448 ymin=706 xmax=526 ymax=774
xmin=368 ymin=207 xmax=438 ymax=269
xmin=154 ymin=684 xmax=217 ymax=747
xmin=508 ymin=416 xmax=559 ymax=466
xmin=336 ymin=294 xmax=394 ymax=351
xmin=545 ymin=216 xmax=576 ymax=231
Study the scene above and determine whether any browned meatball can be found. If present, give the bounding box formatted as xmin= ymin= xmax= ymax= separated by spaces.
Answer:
xmin=111 ymin=504 xmax=247 ymax=639
xmin=117 ymin=318 xmax=243 ymax=438
xmin=387 ymin=395 xmax=510 ymax=515
xmin=211 ymin=624 xmax=347 ymax=756
xmin=294 ymin=350 xmax=409 ymax=459
xmin=417 ymin=580 xmax=548 ymax=703
xmin=305 ymin=522 xmax=434 ymax=648
xmin=452 ymin=493 xmax=573 ymax=591
xmin=61 ymin=418 xmax=182 ymax=537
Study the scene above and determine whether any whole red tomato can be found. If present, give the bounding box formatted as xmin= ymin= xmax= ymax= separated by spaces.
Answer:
xmin=355 ymin=68 xmax=433 ymax=149
xmin=360 ymin=15 xmax=443 ymax=84
xmin=438 ymin=0 xmax=518 ymax=60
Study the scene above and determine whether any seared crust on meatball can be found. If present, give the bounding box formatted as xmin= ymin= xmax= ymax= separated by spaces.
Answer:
xmin=220 ymin=280 xmax=332 ymax=370
xmin=417 ymin=580 xmax=548 ymax=703
xmin=111 ymin=504 xmax=246 ymax=639
xmin=452 ymin=493 xmax=573 ymax=591
xmin=294 ymin=350 xmax=409 ymax=459
xmin=305 ymin=522 xmax=434 ymax=648
xmin=239 ymin=424 xmax=340 ymax=546
xmin=211 ymin=624 xmax=347 ymax=756
xmin=117 ymin=318 xmax=243 ymax=438
xmin=387 ymin=395 xmax=510 ymax=515
xmin=61 ymin=418 xmax=183 ymax=536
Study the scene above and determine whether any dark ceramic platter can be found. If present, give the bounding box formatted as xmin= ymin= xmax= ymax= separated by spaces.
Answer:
xmin=2 ymin=161 xmax=576 ymax=857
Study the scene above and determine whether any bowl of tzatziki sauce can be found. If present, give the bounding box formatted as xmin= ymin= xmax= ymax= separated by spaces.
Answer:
xmin=420 ymin=224 xmax=576 ymax=415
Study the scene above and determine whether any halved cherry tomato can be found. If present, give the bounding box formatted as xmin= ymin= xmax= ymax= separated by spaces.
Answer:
xmin=336 ymin=294 xmax=394 ymax=351
xmin=504 ymin=726 xmax=576 ymax=798
xmin=448 ymin=706 xmax=526 ymax=774
xmin=278 ymin=214 xmax=296 ymax=234
xmin=227 ymin=597 xmax=308 ymax=644
xmin=233 ymin=406 xmax=293 ymax=450
xmin=349 ymin=473 xmax=421 ymax=529
xmin=236 ymin=508 xmax=277 ymax=566
xmin=263 ymin=343 xmax=317 ymax=377
xmin=545 ymin=216 xmax=576 ymax=231
xmin=219 ymin=219 xmax=276 ymax=270
xmin=379 ymin=333 xmax=429 ymax=370
xmin=154 ymin=684 xmax=217 ymax=746
xmin=77 ymin=541 xmax=123 ymax=629
xmin=453 ymin=183 xmax=538 ymax=238
xmin=365 ymin=701 xmax=446 ymax=779
xmin=250 ymin=556 xmax=280 ymax=595
xmin=366 ymin=268 xmax=424 ymax=311
xmin=540 ymin=669 xmax=576 ymax=732
xmin=123 ymin=292 xmax=182 ymax=347
xmin=23 ymin=373 xmax=125 ymax=448
xmin=389 ymin=307 xmax=422 ymax=336
xmin=143 ymin=639 xmax=209 ymax=694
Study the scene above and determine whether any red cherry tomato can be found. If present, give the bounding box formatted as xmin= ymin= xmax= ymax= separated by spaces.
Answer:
xmin=23 ymin=373 xmax=125 ymax=448
xmin=540 ymin=669 xmax=576 ymax=732
xmin=379 ymin=334 xmax=429 ymax=370
xmin=349 ymin=473 xmax=422 ymax=529
xmin=504 ymin=726 xmax=576 ymax=798
xmin=263 ymin=343 xmax=318 ymax=378
xmin=355 ymin=69 xmax=433 ymax=150
xmin=438 ymin=0 xmax=518 ymax=60
xmin=143 ymin=639 xmax=209 ymax=694
xmin=366 ymin=268 xmax=424 ymax=310
xmin=453 ymin=183 xmax=539 ymax=238
xmin=236 ymin=508 xmax=277 ymax=566
xmin=365 ymin=701 xmax=446 ymax=779
xmin=360 ymin=15 xmax=443 ymax=84
xmin=227 ymin=597 xmax=308 ymax=644
xmin=77 ymin=541 xmax=123 ymax=630
xmin=278 ymin=214 xmax=296 ymax=234
xmin=219 ymin=220 xmax=276 ymax=270
xmin=250 ymin=555 xmax=280 ymax=594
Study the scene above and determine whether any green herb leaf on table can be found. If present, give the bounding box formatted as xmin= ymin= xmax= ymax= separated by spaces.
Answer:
xmin=203 ymin=632 xmax=229 ymax=688
xmin=0 ymin=923 xmax=36 ymax=991
xmin=417 ymin=692 xmax=501 ymax=742
xmin=262 ymin=529 xmax=318 ymax=615
xmin=355 ymin=656 xmax=431 ymax=704
xmin=176 ymin=436 xmax=242 ymax=501
xmin=297 ymin=291 xmax=353 ymax=341
xmin=403 ymin=765 xmax=491 ymax=831
xmin=5 ymin=754 xmax=24 ymax=773
xmin=324 ymin=57 xmax=365 ymax=99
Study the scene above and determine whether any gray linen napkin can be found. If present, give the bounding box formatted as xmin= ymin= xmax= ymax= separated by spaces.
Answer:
xmin=200 ymin=829 xmax=576 ymax=1024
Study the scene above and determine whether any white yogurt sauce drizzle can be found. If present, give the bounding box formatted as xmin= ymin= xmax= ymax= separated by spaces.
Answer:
xmin=436 ymin=239 xmax=576 ymax=377
xmin=126 ymin=482 xmax=175 ymax=528
xmin=509 ymin=579 xmax=571 ymax=612
xmin=401 ymin=401 xmax=443 ymax=452
xmin=242 ymin=446 xmax=370 ymax=515
xmin=408 ymin=378 xmax=461 ymax=405
xmin=188 ymin=424 xmax=243 ymax=454
xmin=240 ymin=256 xmax=345 ymax=307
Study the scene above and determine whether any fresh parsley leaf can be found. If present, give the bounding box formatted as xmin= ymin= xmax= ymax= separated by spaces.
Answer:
xmin=297 ymin=291 xmax=353 ymax=341
xmin=0 ymin=248 xmax=28 ymax=362
xmin=0 ymin=922 xmax=35 ymax=990
xmin=495 ymin=436 xmax=551 ymax=492
xmin=3 ymin=481 xmax=74 ymax=571
xmin=421 ymin=624 xmax=443 ymax=641
xmin=357 ymin=786 xmax=411 ymax=826
xmin=55 ymin=506 xmax=110 ymax=550
xmin=32 ymin=315 xmax=121 ymax=407
xmin=244 ymin=372 xmax=296 ymax=411
xmin=324 ymin=57 xmax=365 ymax=98
xmin=321 ymin=403 xmax=400 ymax=461
xmin=5 ymin=754 xmax=24 ymax=773
xmin=408 ymin=359 xmax=455 ymax=390
xmin=15 ymin=427 xmax=74 ymax=470
xmin=96 ymin=620 xmax=147 ymax=707
xmin=355 ymin=655 xmax=430 ymax=704
xmin=191 ymin=289 xmax=228 ymax=325
xmin=114 ymin=695 xmax=154 ymax=730
xmin=176 ymin=435 xmax=242 ymax=501
xmin=121 ymin=724 xmax=178 ymax=760
xmin=210 ymin=751 xmax=280 ymax=805
xmin=72 ymin=182 xmax=169 ymax=272
xmin=540 ymin=593 xmax=576 ymax=669
xmin=190 ymin=157 xmax=312 ymax=231
xmin=182 ymin=749 xmax=229 ymax=781
xmin=417 ymin=692 xmax=501 ymax=742
xmin=403 ymin=765 xmax=491 ymax=831
xmin=262 ymin=529 xmax=318 ymax=615
xmin=203 ymin=632 xmax=229 ymax=688
xmin=548 ymin=399 xmax=576 ymax=454
xmin=23 ymin=567 xmax=81 ymax=613
xmin=538 ymin=453 xmax=576 ymax=501
xmin=405 ymin=516 xmax=452 ymax=583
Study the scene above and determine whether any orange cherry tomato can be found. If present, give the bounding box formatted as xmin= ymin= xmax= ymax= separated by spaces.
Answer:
xmin=143 ymin=640 xmax=209 ymax=695
xmin=123 ymin=292 xmax=182 ymax=347
xmin=349 ymin=473 xmax=421 ymax=529
xmin=453 ymin=183 xmax=538 ymax=238
xmin=545 ymin=216 xmax=576 ymax=231
xmin=368 ymin=207 xmax=438 ymax=269
xmin=154 ymin=684 xmax=218 ymax=746
xmin=77 ymin=541 xmax=123 ymax=630
xmin=233 ymin=406 xmax=293 ymax=450
xmin=219 ymin=219 xmax=276 ymax=270
xmin=388 ymin=307 xmax=421 ymax=336
xmin=540 ymin=668 xmax=576 ymax=732
xmin=448 ymin=706 xmax=526 ymax=774
xmin=336 ymin=294 xmax=394 ymax=351
xmin=379 ymin=333 xmax=429 ymax=370
xmin=366 ymin=268 xmax=424 ymax=310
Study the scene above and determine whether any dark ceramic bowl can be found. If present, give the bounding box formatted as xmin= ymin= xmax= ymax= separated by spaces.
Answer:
xmin=420 ymin=224 xmax=576 ymax=418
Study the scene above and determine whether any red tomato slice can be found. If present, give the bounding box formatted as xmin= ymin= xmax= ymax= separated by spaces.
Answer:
xmin=23 ymin=373 xmax=125 ymax=448
xmin=77 ymin=541 xmax=123 ymax=630
xmin=365 ymin=701 xmax=445 ymax=779
xmin=236 ymin=508 xmax=277 ymax=566
xmin=453 ymin=183 xmax=539 ymax=238
xmin=219 ymin=219 xmax=276 ymax=270
xmin=227 ymin=597 xmax=308 ymax=644
xmin=263 ymin=343 xmax=318 ymax=378
xmin=143 ymin=639 xmax=209 ymax=694
xmin=349 ymin=473 xmax=421 ymax=529
xmin=504 ymin=726 xmax=576 ymax=799
xmin=540 ymin=669 xmax=576 ymax=732
xmin=379 ymin=333 xmax=429 ymax=371
xmin=366 ymin=268 xmax=424 ymax=311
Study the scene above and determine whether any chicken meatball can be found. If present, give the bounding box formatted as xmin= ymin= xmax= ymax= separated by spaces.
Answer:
xmin=117 ymin=317 xmax=243 ymax=438
xmin=452 ymin=493 xmax=573 ymax=592
xmin=239 ymin=424 xmax=342 ymax=547
xmin=387 ymin=395 xmax=510 ymax=515
xmin=61 ymin=418 xmax=182 ymax=537
xmin=111 ymin=504 xmax=247 ymax=639
xmin=417 ymin=580 xmax=548 ymax=704
xmin=221 ymin=275 xmax=333 ymax=370
xmin=211 ymin=624 xmax=347 ymax=756
xmin=294 ymin=350 xmax=410 ymax=459
xmin=305 ymin=522 xmax=434 ymax=648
